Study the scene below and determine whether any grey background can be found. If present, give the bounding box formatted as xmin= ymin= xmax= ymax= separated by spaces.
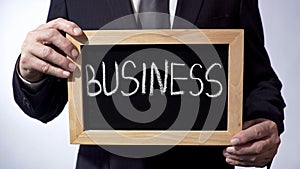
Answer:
xmin=0 ymin=0 xmax=299 ymax=168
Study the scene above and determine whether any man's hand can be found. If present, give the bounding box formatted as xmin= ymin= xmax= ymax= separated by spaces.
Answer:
xmin=19 ymin=18 xmax=83 ymax=82
xmin=223 ymin=118 xmax=281 ymax=167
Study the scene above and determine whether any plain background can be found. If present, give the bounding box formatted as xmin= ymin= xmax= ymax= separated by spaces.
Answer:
xmin=0 ymin=0 xmax=299 ymax=168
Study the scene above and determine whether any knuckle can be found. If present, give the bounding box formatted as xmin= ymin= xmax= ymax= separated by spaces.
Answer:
xmin=26 ymin=30 xmax=35 ymax=37
xmin=19 ymin=54 xmax=29 ymax=67
xmin=254 ymin=127 xmax=262 ymax=138
xmin=57 ymin=57 xmax=67 ymax=67
xmin=252 ymin=125 xmax=263 ymax=139
xmin=52 ymin=67 xmax=58 ymax=76
xmin=47 ymin=29 xmax=57 ymax=38
xmin=36 ymin=23 xmax=47 ymax=30
xmin=25 ymin=31 xmax=36 ymax=42
xmin=56 ymin=18 xmax=63 ymax=22
xmin=60 ymin=40 xmax=68 ymax=49
xmin=42 ymin=46 xmax=52 ymax=59
xmin=41 ymin=63 xmax=50 ymax=73
xmin=274 ymin=137 xmax=281 ymax=147
xmin=277 ymin=137 xmax=281 ymax=145
xmin=65 ymin=23 xmax=73 ymax=29
xmin=269 ymin=121 xmax=278 ymax=132
xmin=255 ymin=144 xmax=263 ymax=154
xmin=61 ymin=39 xmax=72 ymax=50
xmin=53 ymin=18 xmax=64 ymax=25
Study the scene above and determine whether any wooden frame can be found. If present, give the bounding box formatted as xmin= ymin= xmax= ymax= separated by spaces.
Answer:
xmin=67 ymin=29 xmax=244 ymax=145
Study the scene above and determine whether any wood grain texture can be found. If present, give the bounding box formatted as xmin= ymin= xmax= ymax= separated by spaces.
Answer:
xmin=67 ymin=29 xmax=243 ymax=145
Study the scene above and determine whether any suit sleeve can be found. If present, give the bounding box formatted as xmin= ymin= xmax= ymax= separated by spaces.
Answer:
xmin=240 ymin=0 xmax=285 ymax=134
xmin=12 ymin=0 xmax=69 ymax=123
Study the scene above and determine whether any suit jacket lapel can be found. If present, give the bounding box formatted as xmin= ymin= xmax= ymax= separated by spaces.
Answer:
xmin=173 ymin=0 xmax=204 ymax=28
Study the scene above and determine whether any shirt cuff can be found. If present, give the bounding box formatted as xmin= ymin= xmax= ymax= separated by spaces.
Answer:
xmin=16 ymin=60 xmax=46 ymax=92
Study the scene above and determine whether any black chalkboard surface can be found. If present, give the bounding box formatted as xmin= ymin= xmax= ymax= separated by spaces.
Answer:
xmin=67 ymin=29 xmax=243 ymax=145
xmin=82 ymin=44 xmax=228 ymax=131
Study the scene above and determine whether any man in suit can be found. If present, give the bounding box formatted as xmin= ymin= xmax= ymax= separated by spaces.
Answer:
xmin=13 ymin=0 xmax=285 ymax=168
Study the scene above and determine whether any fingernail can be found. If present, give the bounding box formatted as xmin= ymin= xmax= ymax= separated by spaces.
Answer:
xmin=226 ymin=158 xmax=234 ymax=165
xmin=71 ymin=49 xmax=78 ymax=58
xmin=223 ymin=152 xmax=229 ymax=157
xmin=73 ymin=27 xmax=81 ymax=35
xmin=231 ymin=138 xmax=240 ymax=146
xmin=226 ymin=147 xmax=235 ymax=153
xmin=63 ymin=71 xmax=70 ymax=77
xmin=68 ymin=63 xmax=76 ymax=71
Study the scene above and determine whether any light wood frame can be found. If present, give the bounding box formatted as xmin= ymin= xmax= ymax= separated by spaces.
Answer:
xmin=67 ymin=29 xmax=244 ymax=145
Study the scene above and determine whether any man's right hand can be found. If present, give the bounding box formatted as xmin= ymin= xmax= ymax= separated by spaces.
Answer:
xmin=19 ymin=18 xmax=83 ymax=82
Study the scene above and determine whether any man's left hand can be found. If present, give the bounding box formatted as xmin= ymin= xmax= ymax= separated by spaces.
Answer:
xmin=223 ymin=118 xmax=281 ymax=167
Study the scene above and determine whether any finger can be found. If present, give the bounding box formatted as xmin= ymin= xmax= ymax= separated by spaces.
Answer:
xmin=225 ymin=138 xmax=273 ymax=156
xmin=35 ymin=28 xmax=79 ymax=59
xmin=232 ymin=135 xmax=279 ymax=156
xmin=243 ymin=120 xmax=256 ymax=130
xmin=28 ymin=42 xmax=77 ymax=73
xmin=225 ymin=148 xmax=274 ymax=163
xmin=243 ymin=118 xmax=266 ymax=129
xmin=224 ymin=147 xmax=275 ymax=167
xmin=225 ymin=157 xmax=266 ymax=167
xmin=23 ymin=54 xmax=71 ymax=78
xmin=37 ymin=18 xmax=82 ymax=36
xmin=231 ymin=120 xmax=273 ymax=146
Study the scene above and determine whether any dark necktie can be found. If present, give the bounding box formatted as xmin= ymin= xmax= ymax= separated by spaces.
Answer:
xmin=138 ymin=0 xmax=170 ymax=29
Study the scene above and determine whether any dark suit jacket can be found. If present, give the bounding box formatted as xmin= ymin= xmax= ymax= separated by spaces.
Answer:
xmin=13 ymin=0 xmax=285 ymax=168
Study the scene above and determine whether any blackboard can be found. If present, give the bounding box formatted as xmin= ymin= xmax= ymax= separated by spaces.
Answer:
xmin=67 ymin=29 xmax=243 ymax=145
